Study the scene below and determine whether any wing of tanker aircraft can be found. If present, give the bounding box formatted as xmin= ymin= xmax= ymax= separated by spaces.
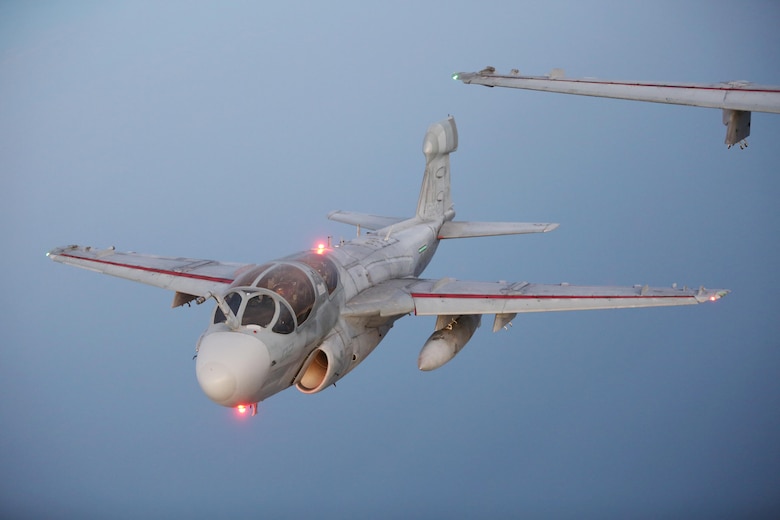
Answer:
xmin=48 ymin=115 xmax=729 ymax=414
xmin=454 ymin=66 xmax=780 ymax=148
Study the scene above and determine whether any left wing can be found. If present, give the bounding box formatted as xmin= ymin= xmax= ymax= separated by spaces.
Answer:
xmin=345 ymin=277 xmax=728 ymax=330
xmin=47 ymin=245 xmax=254 ymax=306
xmin=454 ymin=67 xmax=780 ymax=147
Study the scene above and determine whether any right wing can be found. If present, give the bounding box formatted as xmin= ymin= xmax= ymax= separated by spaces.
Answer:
xmin=407 ymin=279 xmax=728 ymax=315
xmin=47 ymin=245 xmax=254 ymax=306
xmin=344 ymin=277 xmax=728 ymax=330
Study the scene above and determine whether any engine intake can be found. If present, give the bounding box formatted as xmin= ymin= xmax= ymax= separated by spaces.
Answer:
xmin=295 ymin=331 xmax=352 ymax=394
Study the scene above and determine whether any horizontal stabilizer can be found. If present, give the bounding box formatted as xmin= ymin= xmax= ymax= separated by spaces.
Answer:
xmin=438 ymin=221 xmax=559 ymax=239
xmin=327 ymin=210 xmax=404 ymax=231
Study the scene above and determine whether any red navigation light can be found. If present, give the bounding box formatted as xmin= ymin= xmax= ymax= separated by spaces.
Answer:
xmin=235 ymin=403 xmax=259 ymax=417
xmin=316 ymin=243 xmax=326 ymax=255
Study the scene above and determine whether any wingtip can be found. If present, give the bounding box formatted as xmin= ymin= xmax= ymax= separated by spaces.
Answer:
xmin=46 ymin=245 xmax=71 ymax=259
xmin=452 ymin=71 xmax=477 ymax=83
xmin=696 ymin=288 xmax=730 ymax=303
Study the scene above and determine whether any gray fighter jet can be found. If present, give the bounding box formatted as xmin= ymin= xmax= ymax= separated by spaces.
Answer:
xmin=48 ymin=117 xmax=728 ymax=415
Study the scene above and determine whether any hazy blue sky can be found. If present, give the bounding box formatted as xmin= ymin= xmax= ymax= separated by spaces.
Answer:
xmin=2 ymin=1 xmax=779 ymax=518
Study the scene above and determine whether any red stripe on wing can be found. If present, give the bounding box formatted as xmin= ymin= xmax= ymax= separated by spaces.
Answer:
xmin=60 ymin=253 xmax=235 ymax=285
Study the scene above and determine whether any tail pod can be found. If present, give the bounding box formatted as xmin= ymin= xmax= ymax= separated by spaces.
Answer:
xmin=417 ymin=116 xmax=458 ymax=221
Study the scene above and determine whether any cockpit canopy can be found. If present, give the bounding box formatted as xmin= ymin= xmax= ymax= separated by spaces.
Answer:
xmin=287 ymin=252 xmax=339 ymax=295
xmin=214 ymin=255 xmax=339 ymax=334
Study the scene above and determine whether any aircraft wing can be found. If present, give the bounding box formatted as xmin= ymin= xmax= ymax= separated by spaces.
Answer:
xmin=454 ymin=67 xmax=780 ymax=147
xmin=345 ymin=277 xmax=728 ymax=331
xmin=47 ymin=245 xmax=253 ymax=306
xmin=407 ymin=279 xmax=728 ymax=314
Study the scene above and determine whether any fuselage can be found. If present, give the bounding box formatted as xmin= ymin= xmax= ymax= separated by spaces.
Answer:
xmin=194 ymin=216 xmax=444 ymax=408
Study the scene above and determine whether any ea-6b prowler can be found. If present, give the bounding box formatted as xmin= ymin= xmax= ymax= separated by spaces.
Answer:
xmin=48 ymin=117 xmax=728 ymax=415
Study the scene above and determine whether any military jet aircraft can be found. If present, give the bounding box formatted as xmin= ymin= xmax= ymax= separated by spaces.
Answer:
xmin=454 ymin=67 xmax=780 ymax=149
xmin=48 ymin=117 xmax=728 ymax=415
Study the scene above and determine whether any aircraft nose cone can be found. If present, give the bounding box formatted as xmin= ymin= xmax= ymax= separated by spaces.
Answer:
xmin=195 ymin=331 xmax=271 ymax=407
xmin=197 ymin=362 xmax=237 ymax=403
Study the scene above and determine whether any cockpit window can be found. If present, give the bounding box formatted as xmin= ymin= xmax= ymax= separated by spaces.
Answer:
xmin=231 ymin=263 xmax=274 ymax=288
xmin=273 ymin=302 xmax=295 ymax=334
xmin=293 ymin=252 xmax=339 ymax=294
xmin=241 ymin=294 xmax=275 ymax=327
xmin=255 ymin=264 xmax=315 ymax=325
xmin=213 ymin=291 xmax=243 ymax=324
xmin=211 ymin=290 xmax=296 ymax=334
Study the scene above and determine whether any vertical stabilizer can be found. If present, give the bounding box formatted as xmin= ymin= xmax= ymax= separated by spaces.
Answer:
xmin=417 ymin=116 xmax=458 ymax=220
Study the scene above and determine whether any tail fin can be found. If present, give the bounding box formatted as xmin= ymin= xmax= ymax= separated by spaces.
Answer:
xmin=416 ymin=116 xmax=458 ymax=221
xmin=416 ymin=116 xmax=560 ymax=240
xmin=329 ymin=116 xmax=559 ymax=240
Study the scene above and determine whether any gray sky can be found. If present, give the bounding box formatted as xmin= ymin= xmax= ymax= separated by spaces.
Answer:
xmin=2 ymin=1 xmax=779 ymax=518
